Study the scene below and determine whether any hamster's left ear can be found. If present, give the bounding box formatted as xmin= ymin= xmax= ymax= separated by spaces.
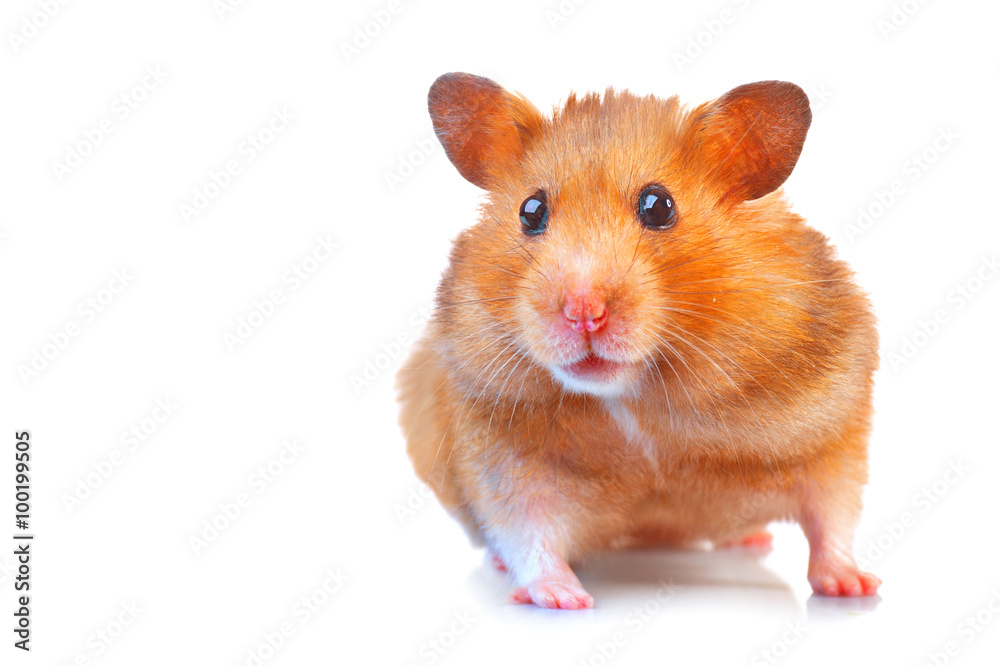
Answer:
xmin=686 ymin=81 xmax=812 ymax=202
xmin=428 ymin=72 xmax=545 ymax=190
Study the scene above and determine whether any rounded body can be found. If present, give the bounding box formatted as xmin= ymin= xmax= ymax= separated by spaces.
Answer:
xmin=397 ymin=73 xmax=881 ymax=607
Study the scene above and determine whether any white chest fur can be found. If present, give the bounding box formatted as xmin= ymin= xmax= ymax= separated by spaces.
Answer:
xmin=602 ymin=398 xmax=658 ymax=466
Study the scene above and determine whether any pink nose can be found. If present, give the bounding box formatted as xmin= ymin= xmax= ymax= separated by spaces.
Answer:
xmin=563 ymin=292 xmax=608 ymax=333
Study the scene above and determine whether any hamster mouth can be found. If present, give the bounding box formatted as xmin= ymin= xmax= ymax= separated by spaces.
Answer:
xmin=548 ymin=351 xmax=633 ymax=397
xmin=562 ymin=352 xmax=623 ymax=381
xmin=551 ymin=352 xmax=630 ymax=398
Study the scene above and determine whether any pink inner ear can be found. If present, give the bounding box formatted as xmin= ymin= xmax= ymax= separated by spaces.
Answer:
xmin=428 ymin=73 xmax=543 ymax=190
xmin=698 ymin=81 xmax=812 ymax=202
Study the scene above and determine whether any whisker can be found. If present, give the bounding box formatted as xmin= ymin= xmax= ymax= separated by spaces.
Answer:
xmin=645 ymin=327 xmax=744 ymax=470
xmin=647 ymin=302 xmax=814 ymax=375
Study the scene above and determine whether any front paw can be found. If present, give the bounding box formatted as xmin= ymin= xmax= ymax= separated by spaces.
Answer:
xmin=509 ymin=580 xmax=594 ymax=610
xmin=808 ymin=565 xmax=881 ymax=597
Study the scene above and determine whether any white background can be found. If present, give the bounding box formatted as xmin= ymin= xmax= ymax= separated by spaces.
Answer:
xmin=2 ymin=0 xmax=999 ymax=664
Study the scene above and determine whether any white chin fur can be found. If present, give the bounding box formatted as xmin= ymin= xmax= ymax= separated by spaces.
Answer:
xmin=549 ymin=366 xmax=626 ymax=398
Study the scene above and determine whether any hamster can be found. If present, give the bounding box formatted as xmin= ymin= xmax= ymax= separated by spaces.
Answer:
xmin=397 ymin=72 xmax=881 ymax=609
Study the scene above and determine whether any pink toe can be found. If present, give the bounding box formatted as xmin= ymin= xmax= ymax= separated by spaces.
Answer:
xmin=810 ymin=566 xmax=882 ymax=597
xmin=488 ymin=552 xmax=508 ymax=572
xmin=509 ymin=581 xmax=594 ymax=610
xmin=860 ymin=573 xmax=882 ymax=595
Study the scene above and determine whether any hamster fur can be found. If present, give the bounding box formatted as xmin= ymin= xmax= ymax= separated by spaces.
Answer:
xmin=397 ymin=73 xmax=880 ymax=609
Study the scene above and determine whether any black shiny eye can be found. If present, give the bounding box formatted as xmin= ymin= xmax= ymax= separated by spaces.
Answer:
xmin=637 ymin=186 xmax=677 ymax=229
xmin=519 ymin=192 xmax=548 ymax=235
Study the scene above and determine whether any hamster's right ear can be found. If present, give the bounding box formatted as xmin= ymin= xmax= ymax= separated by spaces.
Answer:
xmin=428 ymin=73 xmax=545 ymax=190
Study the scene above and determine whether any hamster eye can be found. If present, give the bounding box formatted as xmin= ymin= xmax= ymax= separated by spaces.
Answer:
xmin=637 ymin=186 xmax=677 ymax=229
xmin=519 ymin=192 xmax=548 ymax=235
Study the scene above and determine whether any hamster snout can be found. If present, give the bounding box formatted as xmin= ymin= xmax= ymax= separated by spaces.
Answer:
xmin=527 ymin=243 xmax=651 ymax=396
xmin=561 ymin=289 xmax=607 ymax=333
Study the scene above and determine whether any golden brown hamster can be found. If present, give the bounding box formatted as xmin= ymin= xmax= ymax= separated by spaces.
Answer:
xmin=397 ymin=73 xmax=880 ymax=609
